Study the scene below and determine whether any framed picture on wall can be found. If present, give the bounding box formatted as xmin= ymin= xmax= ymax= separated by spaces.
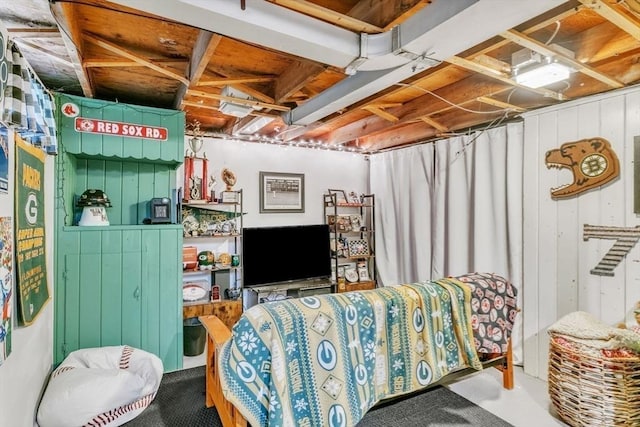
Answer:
xmin=259 ymin=171 xmax=305 ymax=213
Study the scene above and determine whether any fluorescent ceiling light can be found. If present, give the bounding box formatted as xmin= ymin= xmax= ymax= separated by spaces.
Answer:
xmin=236 ymin=116 xmax=275 ymax=134
xmin=514 ymin=62 xmax=571 ymax=88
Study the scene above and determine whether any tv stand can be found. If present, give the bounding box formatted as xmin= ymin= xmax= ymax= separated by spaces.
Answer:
xmin=242 ymin=279 xmax=333 ymax=309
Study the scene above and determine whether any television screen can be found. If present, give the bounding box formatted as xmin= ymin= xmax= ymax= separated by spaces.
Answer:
xmin=243 ymin=224 xmax=331 ymax=287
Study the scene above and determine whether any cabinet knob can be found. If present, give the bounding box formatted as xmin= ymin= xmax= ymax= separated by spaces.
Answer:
xmin=134 ymin=287 xmax=140 ymax=300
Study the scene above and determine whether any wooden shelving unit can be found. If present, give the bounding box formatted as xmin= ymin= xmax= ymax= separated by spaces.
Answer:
xmin=323 ymin=193 xmax=376 ymax=293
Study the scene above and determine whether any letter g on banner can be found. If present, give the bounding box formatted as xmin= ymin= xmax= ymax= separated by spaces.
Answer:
xmin=25 ymin=193 xmax=38 ymax=226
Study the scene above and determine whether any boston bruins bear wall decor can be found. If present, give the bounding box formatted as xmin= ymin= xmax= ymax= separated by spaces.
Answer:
xmin=545 ymin=137 xmax=620 ymax=199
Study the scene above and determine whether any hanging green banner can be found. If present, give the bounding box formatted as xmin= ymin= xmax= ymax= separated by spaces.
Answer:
xmin=15 ymin=134 xmax=49 ymax=325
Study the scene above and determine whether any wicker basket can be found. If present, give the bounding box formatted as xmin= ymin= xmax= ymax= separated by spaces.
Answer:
xmin=548 ymin=335 xmax=640 ymax=427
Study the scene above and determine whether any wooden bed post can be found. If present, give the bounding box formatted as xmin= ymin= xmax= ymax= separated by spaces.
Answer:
xmin=495 ymin=339 xmax=514 ymax=390
xmin=200 ymin=315 xmax=248 ymax=427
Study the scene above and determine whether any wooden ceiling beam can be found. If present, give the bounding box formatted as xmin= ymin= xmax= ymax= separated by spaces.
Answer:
xmin=348 ymin=0 xmax=424 ymax=31
xmin=468 ymin=5 xmax=582 ymax=60
xmin=266 ymin=0 xmax=384 ymax=33
xmin=83 ymin=58 xmax=188 ymax=68
xmin=502 ymin=29 xmax=624 ymax=88
xmin=382 ymin=0 xmax=431 ymax=31
xmin=275 ymin=60 xmax=326 ymax=103
xmin=476 ymin=96 xmax=526 ymax=113
xmin=579 ymin=0 xmax=640 ymax=41
xmin=362 ymin=106 xmax=399 ymax=122
xmin=84 ymin=33 xmax=189 ymax=85
xmin=571 ymin=21 xmax=640 ymax=64
xmin=7 ymin=28 xmax=60 ymax=38
xmin=49 ymin=2 xmax=94 ymax=97
xmin=198 ymin=76 xmax=276 ymax=86
xmin=321 ymin=76 xmax=512 ymax=145
xmin=189 ymin=32 xmax=222 ymax=85
xmin=13 ymin=39 xmax=72 ymax=67
xmin=446 ymin=55 xmax=567 ymax=100
xmin=187 ymin=89 xmax=290 ymax=111
xmin=419 ymin=116 xmax=448 ymax=133
xmin=174 ymin=31 xmax=222 ymax=109
xmin=364 ymin=109 xmax=508 ymax=151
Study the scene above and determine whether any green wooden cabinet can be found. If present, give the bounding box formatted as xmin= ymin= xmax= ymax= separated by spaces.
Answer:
xmin=53 ymin=94 xmax=185 ymax=371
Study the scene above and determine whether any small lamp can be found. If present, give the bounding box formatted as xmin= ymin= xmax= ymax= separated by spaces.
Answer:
xmin=77 ymin=189 xmax=112 ymax=226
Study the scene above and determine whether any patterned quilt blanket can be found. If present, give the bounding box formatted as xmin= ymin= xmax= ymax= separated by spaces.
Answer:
xmin=219 ymin=278 xmax=483 ymax=427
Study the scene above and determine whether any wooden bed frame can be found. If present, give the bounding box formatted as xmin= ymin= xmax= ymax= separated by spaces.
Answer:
xmin=199 ymin=314 xmax=514 ymax=427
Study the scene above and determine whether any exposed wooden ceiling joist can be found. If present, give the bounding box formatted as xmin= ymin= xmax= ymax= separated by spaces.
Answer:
xmin=7 ymin=27 xmax=60 ymax=38
xmin=419 ymin=116 xmax=448 ymax=133
xmin=266 ymin=0 xmax=384 ymax=33
xmin=579 ymin=0 xmax=640 ymax=41
xmin=476 ymin=96 xmax=526 ymax=113
xmin=274 ymin=60 xmax=326 ymax=103
xmin=446 ymin=56 xmax=567 ymax=101
xmin=48 ymin=2 xmax=94 ymax=97
xmin=13 ymin=38 xmax=72 ymax=67
xmin=187 ymin=89 xmax=290 ymax=112
xmin=84 ymin=33 xmax=189 ymax=85
xmin=362 ymin=105 xmax=399 ymax=122
xmin=502 ymin=29 xmax=624 ymax=88
xmin=174 ymin=31 xmax=222 ymax=109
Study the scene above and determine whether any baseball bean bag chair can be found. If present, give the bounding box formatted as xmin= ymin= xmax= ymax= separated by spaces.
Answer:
xmin=37 ymin=345 xmax=163 ymax=427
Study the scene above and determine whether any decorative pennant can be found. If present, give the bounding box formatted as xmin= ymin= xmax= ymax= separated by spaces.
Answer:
xmin=15 ymin=134 xmax=49 ymax=325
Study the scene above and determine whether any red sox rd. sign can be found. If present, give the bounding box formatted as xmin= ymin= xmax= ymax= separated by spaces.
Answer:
xmin=74 ymin=117 xmax=168 ymax=141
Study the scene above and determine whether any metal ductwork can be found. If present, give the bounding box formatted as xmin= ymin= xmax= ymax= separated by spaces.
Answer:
xmin=110 ymin=0 xmax=567 ymax=125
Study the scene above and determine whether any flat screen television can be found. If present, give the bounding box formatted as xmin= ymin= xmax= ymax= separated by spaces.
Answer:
xmin=243 ymin=224 xmax=331 ymax=287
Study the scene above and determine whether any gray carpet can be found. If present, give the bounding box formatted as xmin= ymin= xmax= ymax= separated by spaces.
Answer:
xmin=125 ymin=366 xmax=513 ymax=427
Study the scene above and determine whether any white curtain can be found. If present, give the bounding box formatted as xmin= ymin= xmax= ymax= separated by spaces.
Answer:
xmin=369 ymin=144 xmax=435 ymax=287
xmin=369 ymin=122 xmax=524 ymax=361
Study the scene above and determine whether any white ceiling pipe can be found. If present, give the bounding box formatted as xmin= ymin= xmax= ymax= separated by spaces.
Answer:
xmin=287 ymin=0 xmax=567 ymax=125
xmin=110 ymin=0 xmax=360 ymax=68
xmin=111 ymin=0 xmax=566 ymax=124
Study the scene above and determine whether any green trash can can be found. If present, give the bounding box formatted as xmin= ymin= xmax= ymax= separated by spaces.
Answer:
xmin=183 ymin=317 xmax=206 ymax=356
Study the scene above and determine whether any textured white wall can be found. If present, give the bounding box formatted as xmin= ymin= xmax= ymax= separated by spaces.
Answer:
xmin=0 ymin=130 xmax=55 ymax=427
xmin=522 ymin=86 xmax=640 ymax=378
xmin=180 ymin=137 xmax=370 ymax=227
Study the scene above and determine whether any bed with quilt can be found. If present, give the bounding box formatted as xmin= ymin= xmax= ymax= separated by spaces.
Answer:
xmin=200 ymin=272 xmax=518 ymax=427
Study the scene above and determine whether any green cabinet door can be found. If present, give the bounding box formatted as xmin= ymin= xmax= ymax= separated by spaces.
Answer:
xmin=56 ymin=227 xmax=183 ymax=371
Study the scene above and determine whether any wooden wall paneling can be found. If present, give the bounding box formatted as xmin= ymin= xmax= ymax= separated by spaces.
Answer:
xmin=121 ymin=230 xmax=143 ymax=349
xmin=101 ymin=104 xmax=124 ymax=158
xmin=78 ymin=251 xmax=102 ymax=349
xmin=624 ymin=90 xmax=640 ymax=325
xmin=121 ymin=161 xmax=140 ymax=225
xmin=54 ymin=94 xmax=185 ymax=370
xmin=61 ymin=254 xmax=81 ymax=362
xmin=104 ymin=160 xmax=123 ymax=225
xmin=137 ymin=163 xmax=155 ymax=225
xmin=141 ymin=111 xmax=162 ymax=162
xmin=522 ymin=114 xmax=541 ymax=378
xmin=555 ymin=106 xmax=579 ymax=318
xmin=122 ymin=107 xmax=144 ymax=160
xmin=78 ymin=101 xmax=103 ymax=157
xmin=159 ymin=229 xmax=182 ymax=370
xmin=523 ymin=86 xmax=640 ymax=379
xmin=598 ymin=94 xmax=627 ymax=324
xmin=576 ymin=101 xmax=603 ymax=318
xmin=141 ymin=230 xmax=161 ymax=357
xmin=535 ymin=110 xmax=560 ymax=380
xmin=100 ymin=250 xmax=123 ymax=347
xmin=86 ymin=158 xmax=106 ymax=192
